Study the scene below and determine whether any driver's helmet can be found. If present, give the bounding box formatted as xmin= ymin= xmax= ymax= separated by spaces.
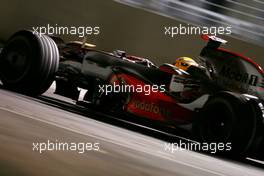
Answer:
xmin=174 ymin=57 xmax=199 ymax=71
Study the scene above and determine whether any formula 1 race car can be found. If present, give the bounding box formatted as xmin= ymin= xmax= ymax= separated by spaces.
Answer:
xmin=0 ymin=30 xmax=264 ymax=159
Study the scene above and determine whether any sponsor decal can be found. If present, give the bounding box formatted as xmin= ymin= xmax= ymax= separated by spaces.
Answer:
xmin=219 ymin=65 xmax=258 ymax=86
xmin=132 ymin=100 xmax=172 ymax=118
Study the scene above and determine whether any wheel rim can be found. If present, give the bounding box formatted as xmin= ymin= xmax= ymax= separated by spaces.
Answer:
xmin=0 ymin=38 xmax=31 ymax=83
xmin=201 ymin=103 xmax=233 ymax=142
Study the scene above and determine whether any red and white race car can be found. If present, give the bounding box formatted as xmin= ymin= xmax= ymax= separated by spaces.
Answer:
xmin=0 ymin=30 xmax=264 ymax=159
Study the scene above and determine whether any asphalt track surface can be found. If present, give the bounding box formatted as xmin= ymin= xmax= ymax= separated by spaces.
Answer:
xmin=0 ymin=85 xmax=264 ymax=176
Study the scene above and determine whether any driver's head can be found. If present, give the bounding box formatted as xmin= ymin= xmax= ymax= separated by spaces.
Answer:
xmin=174 ymin=57 xmax=198 ymax=71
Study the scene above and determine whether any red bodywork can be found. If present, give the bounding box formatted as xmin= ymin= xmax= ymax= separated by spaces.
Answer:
xmin=109 ymin=73 xmax=194 ymax=124
xmin=217 ymin=48 xmax=264 ymax=75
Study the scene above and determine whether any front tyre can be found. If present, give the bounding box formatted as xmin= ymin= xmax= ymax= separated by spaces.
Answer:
xmin=0 ymin=30 xmax=59 ymax=96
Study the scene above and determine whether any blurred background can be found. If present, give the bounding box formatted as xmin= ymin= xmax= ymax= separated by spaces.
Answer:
xmin=0 ymin=2 xmax=264 ymax=175
xmin=0 ymin=0 xmax=263 ymax=65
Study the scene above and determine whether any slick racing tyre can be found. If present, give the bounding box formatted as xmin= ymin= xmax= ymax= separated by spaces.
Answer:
xmin=193 ymin=92 xmax=258 ymax=157
xmin=0 ymin=30 xmax=59 ymax=96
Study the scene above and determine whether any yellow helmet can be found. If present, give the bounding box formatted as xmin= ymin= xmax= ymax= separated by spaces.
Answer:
xmin=175 ymin=57 xmax=198 ymax=71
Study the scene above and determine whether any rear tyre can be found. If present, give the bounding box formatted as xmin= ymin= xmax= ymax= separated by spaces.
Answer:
xmin=0 ymin=30 xmax=59 ymax=96
xmin=193 ymin=92 xmax=258 ymax=157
